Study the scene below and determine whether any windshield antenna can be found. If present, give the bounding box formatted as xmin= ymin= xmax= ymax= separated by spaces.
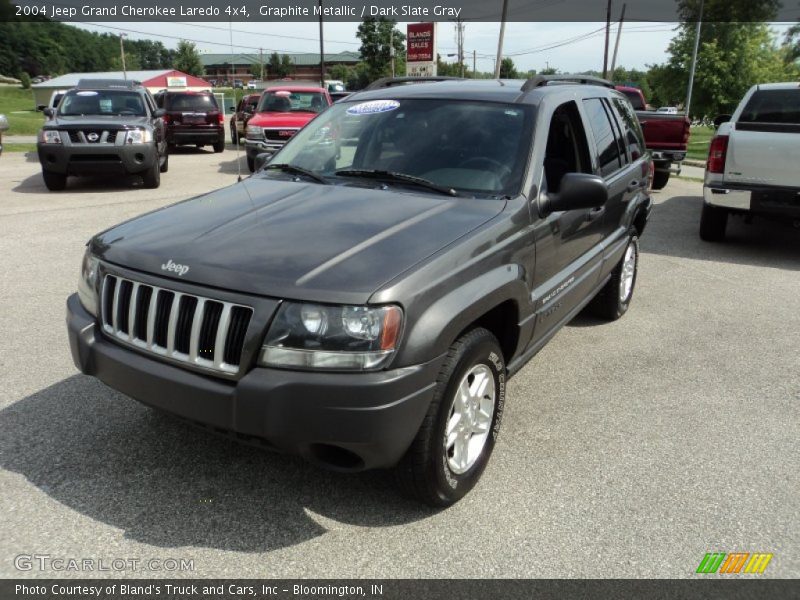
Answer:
xmin=229 ymin=18 xmax=243 ymax=183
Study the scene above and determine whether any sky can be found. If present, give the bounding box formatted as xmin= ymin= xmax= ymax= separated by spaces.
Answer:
xmin=73 ymin=21 xmax=679 ymax=73
xmin=73 ymin=21 xmax=793 ymax=74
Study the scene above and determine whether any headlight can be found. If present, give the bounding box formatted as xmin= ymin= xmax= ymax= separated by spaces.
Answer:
xmin=260 ymin=302 xmax=403 ymax=371
xmin=246 ymin=124 xmax=264 ymax=139
xmin=40 ymin=130 xmax=62 ymax=144
xmin=124 ymin=129 xmax=152 ymax=144
xmin=77 ymin=249 xmax=100 ymax=317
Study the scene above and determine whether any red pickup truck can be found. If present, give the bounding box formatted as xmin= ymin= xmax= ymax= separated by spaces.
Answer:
xmin=616 ymin=86 xmax=690 ymax=190
xmin=244 ymin=86 xmax=332 ymax=172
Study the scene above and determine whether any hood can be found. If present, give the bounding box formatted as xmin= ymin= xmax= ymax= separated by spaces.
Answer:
xmin=248 ymin=112 xmax=318 ymax=128
xmin=47 ymin=115 xmax=151 ymax=129
xmin=92 ymin=178 xmax=505 ymax=304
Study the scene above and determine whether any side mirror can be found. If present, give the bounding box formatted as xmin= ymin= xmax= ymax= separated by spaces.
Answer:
xmin=542 ymin=173 xmax=608 ymax=214
xmin=713 ymin=114 xmax=732 ymax=128
xmin=153 ymin=108 xmax=166 ymax=118
xmin=37 ymin=104 xmax=46 ymax=112
xmin=43 ymin=107 xmax=54 ymax=118
xmin=254 ymin=153 xmax=271 ymax=172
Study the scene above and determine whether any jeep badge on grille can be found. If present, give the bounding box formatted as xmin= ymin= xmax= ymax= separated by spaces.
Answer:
xmin=161 ymin=259 xmax=190 ymax=276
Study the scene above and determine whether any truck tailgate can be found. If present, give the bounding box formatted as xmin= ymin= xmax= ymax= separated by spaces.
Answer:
xmin=725 ymin=127 xmax=800 ymax=188
xmin=636 ymin=112 xmax=690 ymax=151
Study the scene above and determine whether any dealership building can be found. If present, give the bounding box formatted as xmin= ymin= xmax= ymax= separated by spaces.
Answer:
xmin=199 ymin=51 xmax=361 ymax=84
xmin=30 ymin=69 xmax=212 ymax=109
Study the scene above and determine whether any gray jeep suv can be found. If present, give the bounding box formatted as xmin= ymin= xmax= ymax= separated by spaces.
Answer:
xmin=66 ymin=76 xmax=652 ymax=506
xmin=37 ymin=79 xmax=168 ymax=191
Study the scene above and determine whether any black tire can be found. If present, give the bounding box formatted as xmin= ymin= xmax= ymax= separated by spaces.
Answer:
xmin=588 ymin=233 xmax=639 ymax=321
xmin=230 ymin=125 xmax=239 ymax=145
xmin=394 ymin=327 xmax=506 ymax=507
xmin=42 ymin=170 xmax=67 ymax=191
xmin=699 ymin=203 xmax=727 ymax=242
xmin=213 ymin=139 xmax=225 ymax=153
xmin=247 ymin=155 xmax=255 ymax=173
xmin=141 ymin=160 xmax=160 ymax=189
xmin=651 ymin=170 xmax=670 ymax=190
xmin=159 ymin=150 xmax=169 ymax=173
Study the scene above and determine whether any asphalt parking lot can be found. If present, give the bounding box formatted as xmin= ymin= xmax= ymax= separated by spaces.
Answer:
xmin=0 ymin=148 xmax=797 ymax=579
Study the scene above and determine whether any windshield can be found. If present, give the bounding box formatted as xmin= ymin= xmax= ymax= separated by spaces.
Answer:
xmin=257 ymin=90 xmax=329 ymax=113
xmin=271 ymin=98 xmax=534 ymax=197
xmin=59 ymin=90 xmax=146 ymax=116
xmin=739 ymin=89 xmax=800 ymax=124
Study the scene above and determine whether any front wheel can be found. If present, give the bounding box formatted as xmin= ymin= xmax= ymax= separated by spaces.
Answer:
xmin=394 ymin=327 xmax=506 ymax=507
xmin=141 ymin=160 xmax=160 ymax=189
xmin=588 ymin=233 xmax=639 ymax=321
xmin=42 ymin=170 xmax=67 ymax=191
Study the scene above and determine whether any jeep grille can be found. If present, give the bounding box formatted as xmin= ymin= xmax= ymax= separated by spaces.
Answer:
xmin=100 ymin=274 xmax=252 ymax=375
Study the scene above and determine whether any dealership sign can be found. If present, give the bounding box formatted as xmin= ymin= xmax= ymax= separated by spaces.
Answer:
xmin=406 ymin=22 xmax=437 ymax=76
xmin=167 ymin=76 xmax=188 ymax=88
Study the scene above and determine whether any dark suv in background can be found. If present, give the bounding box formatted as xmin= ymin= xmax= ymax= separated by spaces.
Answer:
xmin=154 ymin=90 xmax=225 ymax=153
xmin=37 ymin=79 xmax=168 ymax=190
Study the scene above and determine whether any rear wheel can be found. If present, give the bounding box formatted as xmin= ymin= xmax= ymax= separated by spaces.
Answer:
xmin=652 ymin=170 xmax=670 ymax=190
xmin=247 ymin=155 xmax=255 ymax=173
xmin=230 ymin=125 xmax=239 ymax=145
xmin=699 ymin=203 xmax=728 ymax=242
xmin=588 ymin=233 xmax=639 ymax=321
xmin=213 ymin=139 xmax=225 ymax=153
xmin=42 ymin=170 xmax=67 ymax=191
xmin=394 ymin=327 xmax=506 ymax=507
xmin=141 ymin=159 xmax=160 ymax=189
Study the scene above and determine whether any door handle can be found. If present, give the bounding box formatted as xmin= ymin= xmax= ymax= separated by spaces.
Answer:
xmin=626 ymin=180 xmax=640 ymax=193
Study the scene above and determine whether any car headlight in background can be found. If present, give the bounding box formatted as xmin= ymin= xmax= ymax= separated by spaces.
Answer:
xmin=246 ymin=124 xmax=264 ymax=140
xmin=124 ymin=129 xmax=152 ymax=144
xmin=77 ymin=250 xmax=100 ymax=317
xmin=40 ymin=130 xmax=62 ymax=144
xmin=260 ymin=302 xmax=403 ymax=371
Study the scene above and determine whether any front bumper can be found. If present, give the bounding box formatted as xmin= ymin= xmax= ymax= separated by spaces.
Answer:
xmin=704 ymin=183 xmax=800 ymax=219
xmin=37 ymin=142 xmax=157 ymax=176
xmin=66 ymin=294 xmax=440 ymax=471
xmin=245 ymin=139 xmax=284 ymax=158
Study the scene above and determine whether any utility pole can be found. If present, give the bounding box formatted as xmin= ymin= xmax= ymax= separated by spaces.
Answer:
xmin=390 ymin=29 xmax=396 ymax=78
xmin=473 ymin=49 xmax=476 ymax=77
xmin=119 ymin=33 xmax=127 ymax=80
xmin=454 ymin=19 xmax=465 ymax=78
xmin=318 ymin=0 xmax=325 ymax=88
xmin=609 ymin=3 xmax=626 ymax=79
xmin=494 ymin=0 xmax=508 ymax=78
xmin=259 ymin=47 xmax=264 ymax=80
xmin=602 ymin=0 xmax=612 ymax=78
xmin=685 ymin=0 xmax=704 ymax=117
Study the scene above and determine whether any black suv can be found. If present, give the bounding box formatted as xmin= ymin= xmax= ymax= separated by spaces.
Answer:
xmin=154 ymin=90 xmax=225 ymax=153
xmin=66 ymin=76 xmax=652 ymax=506
xmin=37 ymin=79 xmax=168 ymax=191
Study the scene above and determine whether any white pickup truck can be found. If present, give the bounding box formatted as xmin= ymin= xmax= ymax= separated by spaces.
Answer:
xmin=701 ymin=82 xmax=800 ymax=241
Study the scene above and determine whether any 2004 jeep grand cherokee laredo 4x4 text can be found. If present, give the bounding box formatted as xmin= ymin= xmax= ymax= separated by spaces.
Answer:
xmin=67 ymin=76 xmax=652 ymax=506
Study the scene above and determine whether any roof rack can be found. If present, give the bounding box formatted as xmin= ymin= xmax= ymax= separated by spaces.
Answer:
xmin=521 ymin=74 xmax=614 ymax=92
xmin=76 ymin=78 xmax=142 ymax=90
xmin=363 ymin=76 xmax=465 ymax=91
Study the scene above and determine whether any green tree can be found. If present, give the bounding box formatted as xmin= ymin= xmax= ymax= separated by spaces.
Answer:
xmin=266 ymin=53 xmax=294 ymax=78
xmin=356 ymin=18 xmax=406 ymax=82
xmin=328 ymin=63 xmax=351 ymax=82
xmin=786 ymin=23 xmax=800 ymax=63
xmin=499 ymin=57 xmax=518 ymax=78
xmin=173 ymin=40 xmax=203 ymax=76
xmin=539 ymin=66 xmax=558 ymax=75
xmin=20 ymin=71 xmax=30 ymax=89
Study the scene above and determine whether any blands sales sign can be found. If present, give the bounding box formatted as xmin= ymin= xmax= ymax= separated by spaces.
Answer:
xmin=407 ymin=22 xmax=435 ymax=63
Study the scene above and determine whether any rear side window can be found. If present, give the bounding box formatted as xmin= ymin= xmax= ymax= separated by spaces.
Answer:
xmin=582 ymin=98 xmax=624 ymax=177
xmin=166 ymin=94 xmax=219 ymax=112
xmin=610 ymin=97 xmax=646 ymax=161
xmin=738 ymin=89 xmax=800 ymax=124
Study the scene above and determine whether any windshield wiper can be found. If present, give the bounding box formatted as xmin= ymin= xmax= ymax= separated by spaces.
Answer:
xmin=334 ymin=169 xmax=458 ymax=197
xmin=264 ymin=163 xmax=329 ymax=184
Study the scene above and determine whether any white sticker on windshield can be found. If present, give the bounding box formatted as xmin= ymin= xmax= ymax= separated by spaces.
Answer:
xmin=77 ymin=91 xmax=98 ymax=96
xmin=346 ymin=100 xmax=400 ymax=115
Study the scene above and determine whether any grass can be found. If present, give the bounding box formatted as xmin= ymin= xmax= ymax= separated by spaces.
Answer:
xmin=0 ymin=85 xmax=43 ymax=136
xmin=2 ymin=143 xmax=37 ymax=152
xmin=687 ymin=125 xmax=715 ymax=161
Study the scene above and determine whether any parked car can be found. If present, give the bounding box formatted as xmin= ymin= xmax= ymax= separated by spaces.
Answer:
xmin=37 ymin=79 xmax=168 ymax=191
xmin=700 ymin=82 xmax=800 ymax=241
xmin=244 ymin=86 xmax=331 ymax=171
xmin=37 ymin=89 xmax=69 ymax=117
xmin=329 ymin=91 xmax=352 ymax=103
xmin=66 ymin=75 xmax=652 ymax=506
xmin=616 ymin=86 xmax=690 ymax=190
xmin=153 ymin=90 xmax=225 ymax=153
xmin=0 ymin=113 xmax=9 ymax=156
xmin=657 ymin=106 xmax=679 ymax=114
xmin=233 ymin=79 xmax=244 ymax=89
xmin=229 ymin=93 xmax=261 ymax=144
